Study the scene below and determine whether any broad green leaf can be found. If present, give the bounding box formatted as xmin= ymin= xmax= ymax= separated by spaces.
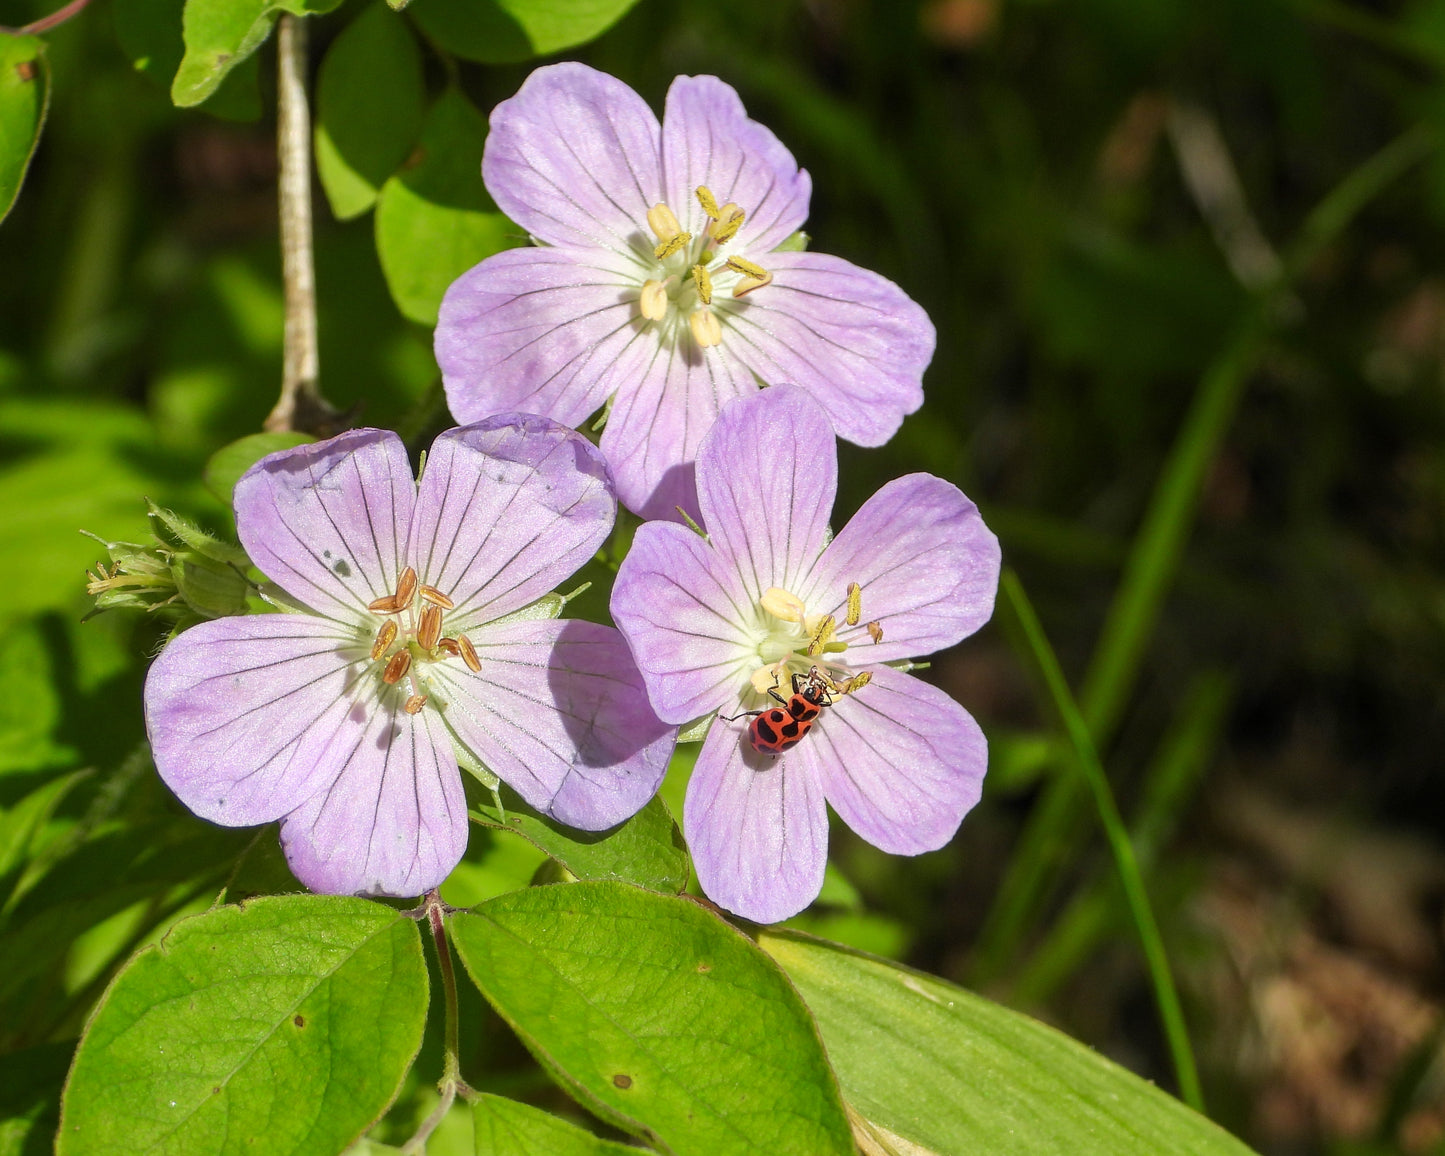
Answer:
xmin=315 ymin=4 xmax=425 ymax=220
xmin=58 ymin=895 xmax=428 ymax=1156
xmin=408 ymin=0 xmax=641 ymax=64
xmin=473 ymin=1094 xmax=637 ymax=1155
xmin=114 ymin=0 xmax=262 ymax=120
xmin=203 ymin=430 xmax=315 ymax=505
xmin=172 ymin=0 xmax=345 ymax=108
xmin=452 ymin=882 xmax=853 ymax=1156
xmin=470 ymin=792 xmax=689 ymax=893
xmin=760 ymin=931 xmax=1260 ymax=1156
xmin=0 ymin=35 xmax=49 ymax=224
xmin=374 ymin=89 xmax=516 ymax=325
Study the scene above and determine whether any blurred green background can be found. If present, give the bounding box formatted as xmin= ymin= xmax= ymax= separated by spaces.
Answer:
xmin=6 ymin=0 xmax=1445 ymax=1151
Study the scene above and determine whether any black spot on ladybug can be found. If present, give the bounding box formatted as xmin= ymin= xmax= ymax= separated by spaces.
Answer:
xmin=613 ymin=1073 xmax=633 ymax=1089
xmin=779 ymin=736 xmax=801 ymax=750
xmin=294 ymin=1014 xmax=306 ymax=1028
xmin=333 ymin=559 xmax=351 ymax=577
xmin=756 ymin=717 xmax=779 ymax=744
xmin=780 ymin=720 xmax=801 ymax=739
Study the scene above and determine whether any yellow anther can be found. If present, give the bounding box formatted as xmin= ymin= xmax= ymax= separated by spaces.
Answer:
xmin=639 ymin=279 xmax=668 ymax=320
xmin=726 ymin=255 xmax=767 ymax=279
xmin=842 ymin=670 xmax=872 ymax=695
xmin=653 ymin=232 xmax=692 ymax=260
xmin=689 ymin=308 xmax=722 ymax=348
xmin=395 ymin=567 xmax=417 ymax=609
xmin=867 ymin=620 xmax=884 ymax=644
xmin=733 ymin=269 xmax=773 ymax=297
xmin=456 ymin=633 xmax=482 ymax=673
xmin=368 ymin=593 xmax=401 ymax=614
xmin=807 ymin=615 xmax=837 ymax=656
xmin=846 ymin=582 xmax=862 ymax=626
xmin=710 ymin=206 xmax=745 ymax=244
xmin=417 ymin=605 xmax=443 ymax=651
xmin=404 ymin=694 xmax=428 ymax=715
xmin=695 ymin=185 xmax=721 ymax=219
xmin=382 ymin=650 xmax=412 ymax=685
xmin=438 ymin=637 xmax=461 ymax=657
xmin=692 ymin=264 xmax=713 ymax=305
xmin=370 ymin=620 xmax=398 ymax=661
xmin=419 ymin=584 xmax=454 ymax=609
xmin=760 ymin=586 xmax=806 ymax=622
xmin=647 ymin=202 xmax=681 ymax=241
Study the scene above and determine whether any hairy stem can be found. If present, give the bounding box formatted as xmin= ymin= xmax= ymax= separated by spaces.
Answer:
xmin=401 ymin=891 xmax=473 ymax=1154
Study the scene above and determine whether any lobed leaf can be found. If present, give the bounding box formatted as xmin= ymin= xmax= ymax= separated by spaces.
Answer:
xmin=172 ymin=0 xmax=345 ymax=109
xmin=451 ymin=882 xmax=854 ymax=1156
xmin=58 ymin=895 xmax=428 ymax=1156
xmin=760 ymin=931 xmax=1260 ymax=1156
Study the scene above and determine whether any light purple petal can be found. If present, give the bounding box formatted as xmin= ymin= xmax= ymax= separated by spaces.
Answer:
xmin=610 ymin=521 xmax=755 ymax=724
xmin=145 ymin=615 xmax=367 ymax=827
xmin=483 ymin=62 xmax=663 ymax=256
xmin=598 ymin=337 xmax=757 ymax=521
xmin=694 ymin=386 xmax=836 ymax=598
xmin=234 ymin=429 xmax=414 ymax=621
xmin=434 ymin=619 xmax=673 ymax=830
xmin=804 ymin=665 xmax=986 ymax=855
xmin=800 ymin=474 xmax=1000 ymax=663
xmin=437 ymin=245 xmax=654 ymax=429
xmin=685 ymin=723 xmax=829 ymax=923
xmin=718 ymin=251 xmax=933 ymax=446
xmin=661 ymin=74 xmax=811 ymax=254
xmin=279 ymin=694 xmax=468 ymax=897
xmin=409 ymin=417 xmax=615 ymax=626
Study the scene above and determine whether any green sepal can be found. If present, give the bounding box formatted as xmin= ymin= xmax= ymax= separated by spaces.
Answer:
xmin=675 ymin=711 xmax=715 ymax=743
xmin=774 ymin=229 xmax=810 ymax=252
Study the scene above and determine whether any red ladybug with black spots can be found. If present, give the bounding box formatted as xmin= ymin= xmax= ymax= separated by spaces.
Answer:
xmin=724 ymin=667 xmax=836 ymax=755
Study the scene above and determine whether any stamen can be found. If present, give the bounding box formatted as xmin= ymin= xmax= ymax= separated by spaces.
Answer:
xmin=689 ymin=308 xmax=722 ymax=348
xmin=710 ymin=205 xmax=744 ymax=244
xmin=654 ymin=232 xmax=692 ymax=260
xmin=640 ymin=279 xmax=668 ymax=320
xmin=395 ymin=567 xmax=418 ymax=609
xmin=368 ymin=593 xmax=401 ymax=613
xmin=404 ymin=694 xmax=428 ymax=715
xmin=382 ymin=650 xmax=412 ymax=684
xmin=370 ymin=620 xmax=398 ymax=661
xmin=807 ymin=615 xmax=837 ymax=656
xmin=760 ymin=587 xmax=806 ymax=622
xmin=867 ymin=621 xmax=884 ymax=644
xmin=695 ymin=185 xmax=721 ymax=219
xmin=726 ymin=255 xmax=768 ymax=279
xmin=692 ymin=264 xmax=713 ymax=305
xmin=419 ymin=585 xmax=454 ymax=609
xmin=456 ymin=633 xmax=482 ymax=673
xmin=647 ymin=202 xmax=681 ymax=241
xmin=733 ymin=269 xmax=773 ymax=297
xmin=437 ymin=637 xmax=461 ymax=657
xmin=750 ymin=660 xmax=788 ymax=696
xmin=417 ymin=605 xmax=443 ymax=651
xmin=842 ymin=670 xmax=872 ymax=695
xmin=846 ymin=582 xmax=862 ymax=626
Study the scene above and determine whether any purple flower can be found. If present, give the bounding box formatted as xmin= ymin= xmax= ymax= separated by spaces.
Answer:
xmin=435 ymin=62 xmax=935 ymax=522
xmin=144 ymin=420 xmax=674 ymax=898
xmin=611 ymin=387 xmax=1000 ymax=923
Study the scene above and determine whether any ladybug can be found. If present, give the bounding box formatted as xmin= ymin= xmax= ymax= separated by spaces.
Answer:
xmin=723 ymin=667 xmax=836 ymax=756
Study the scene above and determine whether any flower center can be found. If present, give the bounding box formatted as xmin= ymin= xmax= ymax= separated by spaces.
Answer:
xmin=365 ymin=566 xmax=480 ymax=714
xmin=742 ymin=581 xmax=882 ymax=708
xmin=637 ymin=186 xmax=774 ymax=350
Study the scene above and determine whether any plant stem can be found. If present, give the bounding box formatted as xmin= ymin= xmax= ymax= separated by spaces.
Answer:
xmin=0 ymin=0 xmax=92 ymax=36
xmin=1001 ymin=570 xmax=1205 ymax=1113
xmin=265 ymin=14 xmax=337 ymax=435
xmin=401 ymin=890 xmax=472 ymax=1154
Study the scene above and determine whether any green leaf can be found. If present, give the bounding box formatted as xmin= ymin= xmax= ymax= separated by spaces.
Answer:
xmin=114 ymin=0 xmax=263 ymax=120
xmin=470 ymin=792 xmax=689 ymax=894
xmin=473 ymin=1094 xmax=637 ymax=1155
xmin=0 ymin=1040 xmax=71 ymax=1156
xmin=172 ymin=0 xmax=345 ymax=109
xmin=375 ymin=89 xmax=516 ymax=325
xmin=58 ymin=895 xmax=428 ymax=1156
xmin=0 ymin=35 xmax=49 ymax=224
xmin=315 ymin=4 xmax=425 ymax=220
xmin=451 ymin=882 xmax=853 ymax=1156
xmin=203 ymin=430 xmax=315 ymax=505
xmin=407 ymin=0 xmax=642 ymax=64
xmin=760 ymin=931 xmax=1260 ymax=1156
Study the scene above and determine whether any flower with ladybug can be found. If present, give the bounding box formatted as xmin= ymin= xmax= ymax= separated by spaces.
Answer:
xmin=611 ymin=386 xmax=1001 ymax=923
xmin=144 ymin=419 xmax=674 ymax=899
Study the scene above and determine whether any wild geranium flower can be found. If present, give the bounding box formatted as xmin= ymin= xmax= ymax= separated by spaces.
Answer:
xmin=145 ymin=420 xmax=674 ymax=898
xmin=435 ymin=62 xmax=935 ymax=521
xmin=611 ymin=387 xmax=1000 ymax=923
